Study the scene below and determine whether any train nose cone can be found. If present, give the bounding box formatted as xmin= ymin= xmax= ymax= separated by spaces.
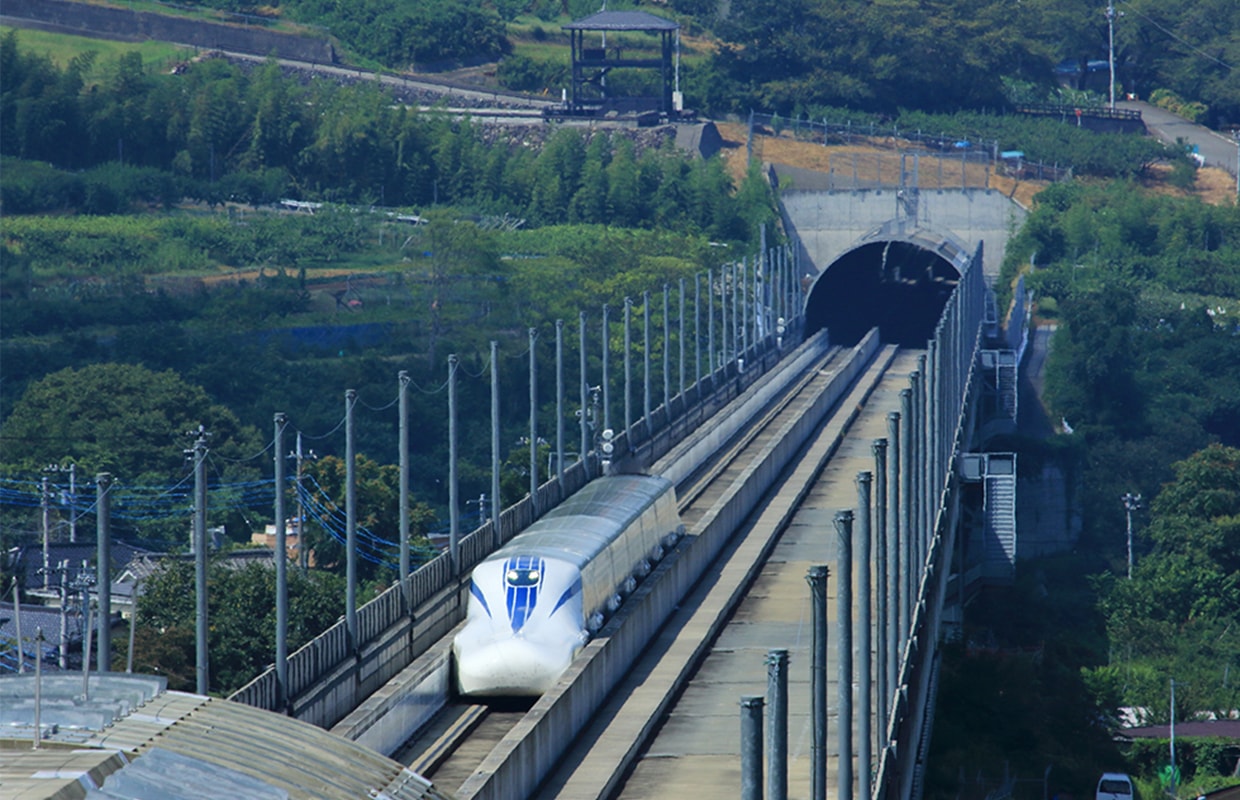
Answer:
xmin=456 ymin=636 xmax=574 ymax=697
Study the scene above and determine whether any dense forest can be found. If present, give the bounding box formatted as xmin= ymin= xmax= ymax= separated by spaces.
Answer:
xmin=129 ymin=0 xmax=1240 ymax=125
xmin=925 ymin=183 xmax=1240 ymax=799
xmin=0 ymin=31 xmax=769 ymax=219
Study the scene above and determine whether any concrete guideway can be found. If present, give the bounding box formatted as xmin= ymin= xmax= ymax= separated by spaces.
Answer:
xmin=448 ymin=334 xmax=881 ymax=800
xmin=538 ymin=345 xmax=916 ymax=799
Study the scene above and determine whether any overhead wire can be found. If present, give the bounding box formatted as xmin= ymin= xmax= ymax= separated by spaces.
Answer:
xmin=1117 ymin=0 xmax=1235 ymax=72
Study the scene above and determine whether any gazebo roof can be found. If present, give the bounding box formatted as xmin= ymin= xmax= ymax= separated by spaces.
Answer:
xmin=563 ymin=10 xmax=679 ymax=32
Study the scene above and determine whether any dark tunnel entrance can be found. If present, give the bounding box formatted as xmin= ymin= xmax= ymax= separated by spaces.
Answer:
xmin=804 ymin=239 xmax=960 ymax=347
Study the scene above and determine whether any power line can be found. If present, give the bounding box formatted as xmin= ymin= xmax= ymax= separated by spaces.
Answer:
xmin=1118 ymin=0 xmax=1235 ymax=72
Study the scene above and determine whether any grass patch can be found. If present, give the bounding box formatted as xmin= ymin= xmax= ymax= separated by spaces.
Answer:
xmin=510 ymin=39 xmax=571 ymax=62
xmin=1 ymin=25 xmax=193 ymax=72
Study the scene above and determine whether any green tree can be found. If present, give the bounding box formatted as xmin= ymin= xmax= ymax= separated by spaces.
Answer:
xmin=240 ymin=58 xmax=308 ymax=174
xmin=134 ymin=558 xmax=347 ymax=694
xmin=1098 ymin=445 xmax=1240 ymax=718
xmin=527 ymin=127 xmax=586 ymax=224
xmin=605 ymin=138 xmax=641 ymax=227
xmin=302 ymin=454 xmax=438 ymax=579
xmin=0 ymin=363 xmax=263 ymax=480
xmin=302 ymin=80 xmax=392 ymax=199
xmin=568 ymin=133 xmax=610 ymax=224
xmin=1044 ymin=284 xmax=1144 ymax=436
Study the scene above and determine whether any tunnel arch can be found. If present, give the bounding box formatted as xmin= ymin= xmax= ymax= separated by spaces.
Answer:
xmin=803 ymin=227 xmax=973 ymax=347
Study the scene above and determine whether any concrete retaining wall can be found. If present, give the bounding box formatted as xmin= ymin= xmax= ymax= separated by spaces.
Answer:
xmin=2 ymin=0 xmax=335 ymax=63
xmin=779 ymin=188 xmax=1024 ymax=281
xmin=332 ymin=640 xmax=455 ymax=757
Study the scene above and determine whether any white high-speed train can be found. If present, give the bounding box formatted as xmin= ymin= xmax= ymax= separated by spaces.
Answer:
xmin=453 ymin=474 xmax=683 ymax=697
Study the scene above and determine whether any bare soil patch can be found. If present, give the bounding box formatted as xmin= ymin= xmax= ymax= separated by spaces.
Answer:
xmin=715 ymin=121 xmax=1237 ymax=209
xmin=1137 ymin=164 xmax=1237 ymax=205
xmin=715 ymin=122 xmax=1048 ymax=208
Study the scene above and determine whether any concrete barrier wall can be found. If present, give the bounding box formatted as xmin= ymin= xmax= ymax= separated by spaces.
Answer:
xmin=289 ymin=578 xmax=462 ymax=729
xmin=458 ymin=331 xmax=883 ymax=800
xmin=230 ymin=328 xmax=799 ymax=729
xmin=339 ymin=643 xmax=454 ymax=756
xmin=657 ymin=330 xmax=831 ymax=487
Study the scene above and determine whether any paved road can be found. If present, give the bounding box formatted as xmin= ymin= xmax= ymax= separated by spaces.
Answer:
xmin=1017 ymin=323 xmax=1056 ymax=439
xmin=1119 ymin=99 xmax=1240 ymax=176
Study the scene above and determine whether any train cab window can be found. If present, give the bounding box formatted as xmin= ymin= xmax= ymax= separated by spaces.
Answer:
xmin=506 ymin=567 xmax=541 ymax=587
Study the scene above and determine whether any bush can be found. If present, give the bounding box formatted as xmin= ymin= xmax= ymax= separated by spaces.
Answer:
xmin=0 ymin=158 xmax=82 ymax=214
xmin=1148 ymin=89 xmax=1210 ymax=124
xmin=496 ymin=54 xmax=567 ymax=93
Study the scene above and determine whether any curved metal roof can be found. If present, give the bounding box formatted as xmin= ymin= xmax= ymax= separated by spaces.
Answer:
xmin=0 ymin=673 xmax=455 ymax=800
xmin=562 ymin=10 xmax=679 ymax=31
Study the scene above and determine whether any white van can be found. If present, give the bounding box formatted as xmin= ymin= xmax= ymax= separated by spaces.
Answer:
xmin=1097 ymin=773 xmax=1135 ymax=800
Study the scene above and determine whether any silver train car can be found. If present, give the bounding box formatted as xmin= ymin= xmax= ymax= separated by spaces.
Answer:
xmin=453 ymin=474 xmax=683 ymax=697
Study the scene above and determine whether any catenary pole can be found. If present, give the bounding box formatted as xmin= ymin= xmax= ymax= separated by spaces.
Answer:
xmin=399 ymin=371 xmax=411 ymax=593
xmin=274 ymin=414 xmax=288 ymax=708
xmin=345 ymin=390 xmax=358 ymax=645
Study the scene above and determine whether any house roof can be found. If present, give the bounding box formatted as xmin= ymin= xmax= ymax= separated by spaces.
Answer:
xmin=563 ymin=10 xmax=679 ymax=31
xmin=1122 ymin=720 xmax=1240 ymax=739
xmin=8 ymin=541 xmax=160 ymax=590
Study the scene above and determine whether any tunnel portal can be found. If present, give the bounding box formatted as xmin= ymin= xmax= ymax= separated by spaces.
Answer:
xmin=804 ymin=237 xmax=962 ymax=347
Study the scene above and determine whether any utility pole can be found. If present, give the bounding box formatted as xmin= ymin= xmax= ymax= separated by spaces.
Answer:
xmin=68 ymin=562 xmax=95 ymax=694
xmin=289 ymin=432 xmax=316 ymax=575
xmin=1122 ymin=492 xmax=1141 ymax=579
xmin=449 ymin=355 xmax=460 ymax=575
xmin=491 ymin=341 xmax=502 ymax=549
xmin=528 ymin=328 xmax=538 ymax=513
xmin=65 ymin=462 xmax=76 ymax=543
xmin=186 ymin=426 xmax=210 ymax=695
xmin=40 ymin=475 xmax=50 ymax=590
xmin=46 ymin=462 xmax=78 ymax=544
xmin=345 ymin=390 xmax=358 ymax=646
xmin=556 ymin=320 xmax=565 ymax=487
xmin=398 ymin=371 xmax=411 ymax=593
xmin=57 ymin=560 xmax=69 ymax=670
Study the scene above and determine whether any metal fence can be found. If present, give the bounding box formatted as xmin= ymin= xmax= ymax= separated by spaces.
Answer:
xmin=874 ymin=239 xmax=987 ymax=800
xmin=228 ymin=243 xmax=808 ymax=724
xmin=745 ymin=111 xmax=1073 ymax=188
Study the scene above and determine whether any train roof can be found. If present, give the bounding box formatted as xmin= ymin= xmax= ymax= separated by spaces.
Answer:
xmin=487 ymin=475 xmax=673 ymax=567
xmin=548 ymin=474 xmax=672 ymax=521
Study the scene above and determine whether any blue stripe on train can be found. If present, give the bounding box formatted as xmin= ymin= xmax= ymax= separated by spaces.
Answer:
xmin=470 ymin=582 xmax=491 ymax=617
xmin=505 ymin=556 xmax=545 ymax=633
xmin=552 ymin=578 xmax=582 ymax=615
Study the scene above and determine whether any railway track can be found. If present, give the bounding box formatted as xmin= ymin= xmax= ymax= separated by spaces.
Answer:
xmin=398 ymin=701 xmax=531 ymax=788
xmin=394 ymin=338 xmax=896 ymax=798
xmin=552 ymin=343 xmax=918 ymax=799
